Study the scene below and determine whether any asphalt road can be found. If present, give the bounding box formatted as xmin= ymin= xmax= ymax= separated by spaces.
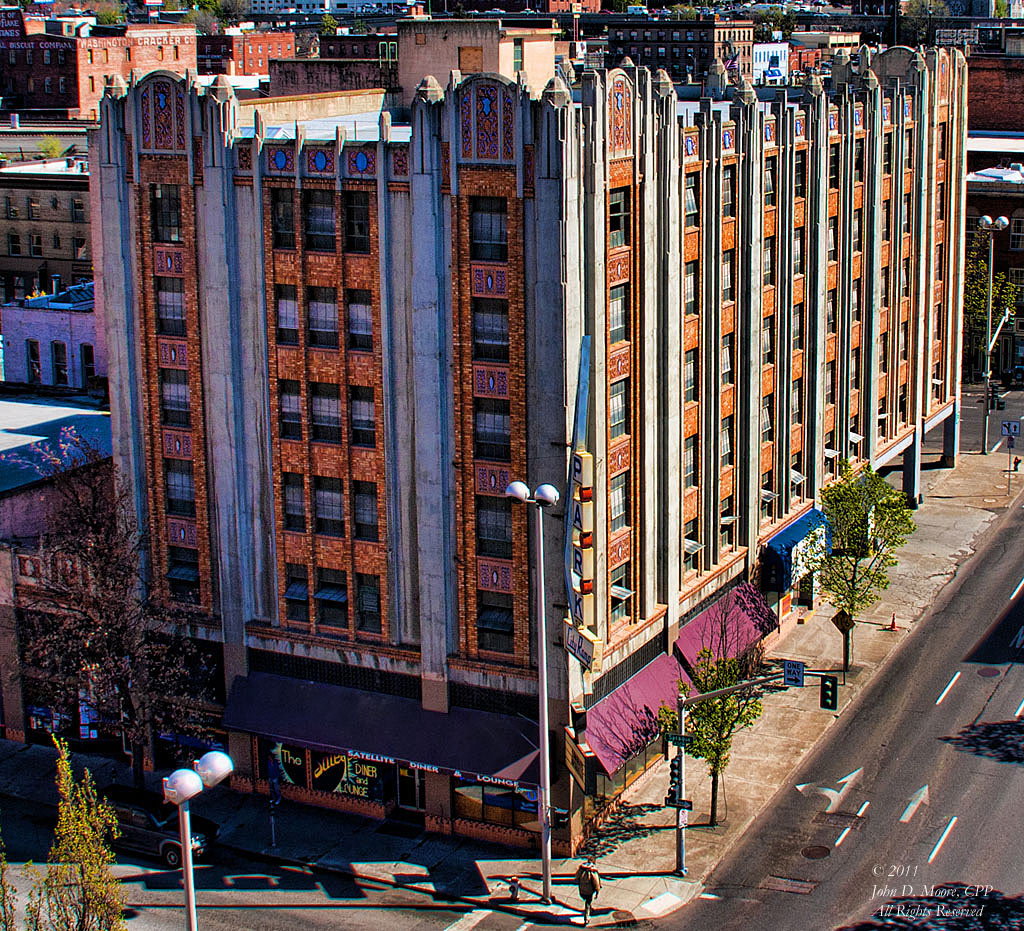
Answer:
xmin=0 ymin=793 xmax=538 ymax=931
xmin=665 ymin=485 xmax=1024 ymax=930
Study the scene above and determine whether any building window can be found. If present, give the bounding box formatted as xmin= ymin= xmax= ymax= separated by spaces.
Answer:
xmin=160 ymin=368 xmax=191 ymax=427
xmin=827 ymin=217 xmax=837 ymax=262
xmin=44 ymin=77 xmax=52 ymax=94
xmin=474 ymin=398 xmax=511 ymax=461
xmin=151 ymin=184 xmax=181 ymax=243
xmin=851 ymin=283 xmax=861 ymax=322
xmin=684 ymin=348 xmax=699 ymax=402
xmin=829 ymin=143 xmax=839 ymax=189
xmin=27 ymin=198 xmax=40 ymax=219
xmin=72 ymin=199 xmax=85 ymax=223
xmin=684 ymin=434 xmax=698 ymax=488
xmin=904 ymin=129 xmax=913 ymax=171
xmin=826 ymin=360 xmax=837 ymax=404
xmin=608 ymin=188 xmax=630 ymax=249
xmin=609 ymin=285 xmax=629 ymax=344
xmin=270 ymin=188 xmax=295 ymax=249
xmin=167 ymin=546 xmax=200 ymax=604
xmin=721 ymin=333 xmax=734 ymax=386
xmin=303 ymin=189 xmax=335 ymax=252
xmin=1011 ymin=217 xmax=1024 ymax=251
xmin=761 ymin=472 xmax=776 ymax=521
xmin=314 ymin=476 xmax=345 ymax=536
xmin=470 ymin=196 xmax=508 ymax=261
xmin=275 ymin=284 xmax=299 ymax=344
xmin=900 ymin=321 xmax=909 ymax=360
xmin=343 ymin=190 xmax=370 ymax=253
xmin=721 ymin=415 xmax=733 ymax=466
xmin=827 ymin=289 xmax=837 ymax=333
xmin=279 ymin=380 xmax=302 ymax=440
xmin=472 ymin=298 xmax=509 ymax=362
xmin=685 ymin=261 xmax=698 ymax=316
xmin=477 ymin=591 xmax=513 ymax=653
xmin=315 ymin=567 xmax=348 ymax=627
xmin=854 ymin=209 xmax=863 ymax=252
xmin=720 ymin=496 xmax=736 ymax=550
xmin=7 ymin=233 xmax=20 ymax=256
xmin=80 ymin=344 xmax=95 ymax=387
xmin=761 ymin=395 xmax=774 ymax=444
xmin=356 ymin=574 xmax=381 ymax=633
xmin=513 ymin=37 xmax=523 ymax=72
xmin=610 ymin=562 xmax=631 ymax=623
xmin=882 ymin=200 xmax=892 ymax=240
xmin=763 ymin=318 xmax=777 ymax=366
xmin=764 ymin=157 xmax=776 ymax=207
xmin=74 ymin=237 xmax=87 ymax=259
xmin=26 ymin=340 xmax=41 ymax=384
xmin=722 ymin=250 xmax=734 ymax=302
xmin=285 ymin=562 xmax=309 ymax=622
xmin=609 ymin=378 xmax=629 ymax=439
xmin=165 ymin=459 xmax=196 ymax=516
xmin=352 ymin=481 xmax=379 ymax=541
xmin=156 ymin=277 xmax=186 ymax=336
xmin=282 ymin=472 xmax=305 ymax=532
xmin=902 ymin=257 xmax=912 ymax=297
xmin=794 ymin=150 xmax=806 ymax=199
xmin=684 ymin=172 xmax=700 ymax=227
xmin=853 ymin=139 xmax=864 ymax=184
xmin=683 ymin=518 xmax=701 ymax=573
xmin=763 ymin=236 xmax=775 ymax=287
xmin=476 ymin=496 xmax=512 ymax=559
xmin=936 ymin=183 xmax=945 ymax=222
xmin=50 ymin=341 xmax=68 ymax=386
xmin=610 ymin=472 xmax=629 ymax=533
xmin=350 ymin=386 xmax=376 ymax=447
xmin=883 ymin=133 xmax=893 ymax=174
xmin=307 ymin=286 xmax=338 ymax=348
xmin=722 ymin=166 xmax=735 ymax=218
xmin=792 ymin=303 xmax=805 ymax=352
xmin=29 ymin=233 xmax=42 ymax=258
xmin=310 ymin=382 xmax=342 ymax=443
xmin=5 ymin=197 xmax=17 ymax=220
xmin=347 ymin=291 xmax=373 ymax=351
xmin=792 ymin=378 xmax=803 ymax=424
xmin=903 ymin=194 xmax=912 ymax=235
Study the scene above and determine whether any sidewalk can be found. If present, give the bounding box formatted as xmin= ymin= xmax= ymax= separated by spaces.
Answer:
xmin=0 ymin=412 xmax=1020 ymax=927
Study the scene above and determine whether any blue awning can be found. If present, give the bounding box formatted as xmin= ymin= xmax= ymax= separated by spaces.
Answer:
xmin=763 ymin=508 xmax=831 ymax=591
xmin=765 ymin=68 xmax=783 ymax=78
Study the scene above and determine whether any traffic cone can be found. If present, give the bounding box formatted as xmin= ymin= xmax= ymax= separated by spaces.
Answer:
xmin=888 ymin=613 xmax=898 ymax=632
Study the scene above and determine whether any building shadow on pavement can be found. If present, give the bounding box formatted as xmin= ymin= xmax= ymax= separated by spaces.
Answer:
xmin=940 ymin=720 xmax=1024 ymax=765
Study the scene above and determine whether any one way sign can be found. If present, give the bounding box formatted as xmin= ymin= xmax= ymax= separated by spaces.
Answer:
xmin=783 ymin=660 xmax=805 ymax=688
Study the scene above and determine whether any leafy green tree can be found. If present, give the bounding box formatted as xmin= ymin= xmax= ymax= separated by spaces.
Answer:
xmin=93 ymin=2 xmax=125 ymax=24
xmin=320 ymin=12 xmax=339 ymax=35
xmin=612 ymin=0 xmax=630 ymax=12
xmin=900 ymin=0 xmax=948 ymax=45
xmin=184 ymin=8 xmax=218 ymax=34
xmin=995 ymin=0 xmax=1009 ymax=16
xmin=671 ymin=5 xmax=699 ymax=18
xmin=0 ymin=834 xmax=17 ymax=931
xmin=963 ymin=230 xmax=1019 ymax=381
xmin=37 ymin=137 xmax=63 ymax=160
xmin=25 ymin=738 xmax=124 ymax=931
xmin=809 ymin=461 xmax=916 ymax=671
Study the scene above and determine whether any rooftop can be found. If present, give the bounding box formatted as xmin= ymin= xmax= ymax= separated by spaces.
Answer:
xmin=967 ymin=165 xmax=1024 ymax=185
xmin=4 ymin=281 xmax=94 ymax=311
xmin=0 ymin=157 xmax=89 ymax=177
xmin=966 ymin=132 xmax=1024 ymax=155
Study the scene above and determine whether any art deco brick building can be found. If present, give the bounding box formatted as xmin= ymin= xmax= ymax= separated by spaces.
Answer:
xmin=85 ymin=44 xmax=966 ymax=849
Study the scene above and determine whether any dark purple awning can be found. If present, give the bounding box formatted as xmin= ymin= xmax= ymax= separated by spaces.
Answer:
xmin=673 ymin=582 xmax=777 ymax=670
xmin=223 ymin=672 xmax=540 ymax=786
xmin=583 ymin=653 xmax=693 ymax=776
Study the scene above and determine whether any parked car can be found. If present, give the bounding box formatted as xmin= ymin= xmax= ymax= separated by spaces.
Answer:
xmin=101 ymin=785 xmax=219 ymax=868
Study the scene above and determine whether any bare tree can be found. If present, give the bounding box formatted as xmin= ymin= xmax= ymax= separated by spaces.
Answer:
xmin=13 ymin=429 xmax=213 ymax=787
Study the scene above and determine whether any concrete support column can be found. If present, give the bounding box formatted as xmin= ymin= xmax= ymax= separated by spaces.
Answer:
xmin=903 ymin=435 xmax=922 ymax=508
xmin=942 ymin=399 xmax=959 ymax=467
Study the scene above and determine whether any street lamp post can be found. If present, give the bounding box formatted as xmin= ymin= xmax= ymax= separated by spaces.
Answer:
xmin=505 ymin=480 xmax=560 ymax=905
xmin=163 ymin=750 xmax=235 ymax=931
xmin=978 ymin=215 xmax=1009 ymax=455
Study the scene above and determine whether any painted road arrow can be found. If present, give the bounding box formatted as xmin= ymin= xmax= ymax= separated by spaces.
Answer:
xmin=795 ymin=767 xmax=864 ymax=813
xmin=899 ymin=784 xmax=930 ymax=823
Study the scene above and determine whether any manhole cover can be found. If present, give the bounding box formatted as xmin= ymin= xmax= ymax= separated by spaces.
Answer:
xmin=978 ymin=667 xmax=1002 ymax=677
xmin=801 ymin=845 xmax=832 ymax=860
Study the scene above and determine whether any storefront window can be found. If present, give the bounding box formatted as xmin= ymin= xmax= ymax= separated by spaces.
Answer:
xmin=453 ymin=778 xmax=539 ymax=831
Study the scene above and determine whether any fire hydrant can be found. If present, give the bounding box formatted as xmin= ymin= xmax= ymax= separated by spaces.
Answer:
xmin=509 ymin=876 xmax=520 ymax=902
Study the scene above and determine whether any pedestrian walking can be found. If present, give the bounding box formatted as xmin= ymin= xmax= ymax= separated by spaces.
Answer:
xmin=267 ymin=751 xmax=283 ymax=806
xmin=575 ymin=856 xmax=601 ymax=925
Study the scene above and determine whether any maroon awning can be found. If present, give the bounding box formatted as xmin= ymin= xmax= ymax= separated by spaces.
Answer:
xmin=673 ymin=582 xmax=777 ymax=670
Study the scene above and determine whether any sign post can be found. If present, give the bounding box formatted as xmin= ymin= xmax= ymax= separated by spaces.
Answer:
xmin=675 ymin=692 xmax=688 ymax=875
xmin=1003 ymin=422 xmax=1019 ymax=497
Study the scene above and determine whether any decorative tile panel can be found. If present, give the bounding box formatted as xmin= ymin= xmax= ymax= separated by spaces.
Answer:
xmin=609 ymin=344 xmax=630 ymax=380
xmin=392 ymin=145 xmax=409 ymax=177
xmin=17 ymin=555 xmax=40 ymax=579
xmin=609 ymin=440 xmax=630 ymax=476
xmin=608 ymin=253 xmax=629 ymax=285
xmin=167 ymin=518 xmax=198 ymax=547
xmin=124 ymin=136 xmax=134 ymax=181
xmin=460 ymin=91 xmax=473 ymax=158
xmin=192 ymin=136 xmax=203 ymax=183
xmin=163 ymin=430 xmax=193 ymax=459
xmin=884 ymin=100 xmax=892 ymax=123
xmin=473 ymin=365 xmax=509 ymax=399
xmin=158 ymin=340 xmax=188 ymax=369
xmin=306 ymin=146 xmax=336 ymax=174
xmin=502 ymin=90 xmax=515 ymax=160
xmin=266 ymin=146 xmax=295 ymax=173
xmin=722 ymin=129 xmax=733 ymax=150
xmin=175 ymin=83 xmax=186 ymax=149
xmin=237 ymin=145 xmax=252 ymax=171
xmin=476 ymin=84 xmax=499 ymax=159
xmin=795 ymin=116 xmax=804 ymax=137
xmin=828 ymin=111 xmax=837 ymax=132
xmin=610 ymin=75 xmax=632 ymax=155
xmin=609 ymin=532 xmax=630 ymax=570
xmin=154 ymin=248 xmax=184 ymax=275
xmin=140 ymin=88 xmax=151 ymax=147
xmin=904 ymin=99 xmax=911 ymax=118
xmin=523 ymin=145 xmax=534 ymax=190
xmin=154 ymin=81 xmax=174 ymax=149
xmin=441 ymin=143 xmax=450 ymax=187
xmin=854 ymin=107 xmax=863 ymax=127
xmin=347 ymin=147 xmax=376 ymax=176
xmin=478 ymin=558 xmax=513 ymax=593
xmin=764 ymin=122 xmax=775 ymax=142
xmin=471 ymin=264 xmax=507 ymax=297
xmin=685 ymin=134 xmax=697 ymax=157
xmin=475 ymin=464 xmax=511 ymax=495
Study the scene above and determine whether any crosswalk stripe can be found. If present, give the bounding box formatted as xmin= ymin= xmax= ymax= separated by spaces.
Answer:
xmin=444 ymin=910 xmax=494 ymax=931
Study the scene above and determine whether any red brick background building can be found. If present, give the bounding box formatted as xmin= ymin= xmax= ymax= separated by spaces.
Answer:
xmin=197 ymin=31 xmax=295 ymax=76
xmin=0 ymin=9 xmax=195 ymax=119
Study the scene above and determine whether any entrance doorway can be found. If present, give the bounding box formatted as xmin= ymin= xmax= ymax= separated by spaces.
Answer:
xmin=397 ymin=765 xmax=426 ymax=812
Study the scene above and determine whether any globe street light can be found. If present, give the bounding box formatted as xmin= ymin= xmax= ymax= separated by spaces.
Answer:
xmin=505 ymin=480 xmax=559 ymax=904
xmin=163 ymin=750 xmax=234 ymax=931
xmin=978 ymin=214 xmax=1010 ymax=455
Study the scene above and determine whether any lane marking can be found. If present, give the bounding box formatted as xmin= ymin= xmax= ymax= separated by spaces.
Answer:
xmin=1011 ymin=626 xmax=1024 ymax=651
xmin=856 ymin=801 xmax=871 ymax=817
xmin=835 ymin=827 xmax=852 ymax=847
xmin=899 ymin=785 xmax=930 ymax=823
xmin=1012 ymin=575 xmax=1024 ymax=602
xmin=444 ymin=911 xmax=494 ymax=931
xmin=935 ymin=671 xmax=961 ymax=705
xmin=640 ymin=891 xmax=683 ymax=916
xmin=927 ymin=817 xmax=958 ymax=864
xmin=513 ymin=924 xmax=532 ymax=931
xmin=1015 ymin=696 xmax=1024 ymax=718
xmin=699 ymin=892 xmax=722 ymax=900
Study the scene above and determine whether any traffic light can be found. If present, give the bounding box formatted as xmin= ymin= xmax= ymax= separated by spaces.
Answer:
xmin=668 ymin=754 xmax=683 ymax=801
xmin=989 ymin=386 xmax=1007 ymax=411
xmin=820 ymin=674 xmax=839 ymax=711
